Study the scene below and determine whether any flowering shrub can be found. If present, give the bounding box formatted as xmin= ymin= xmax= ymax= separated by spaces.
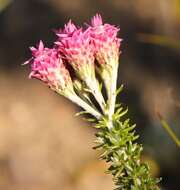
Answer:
xmin=25 ymin=14 xmax=160 ymax=189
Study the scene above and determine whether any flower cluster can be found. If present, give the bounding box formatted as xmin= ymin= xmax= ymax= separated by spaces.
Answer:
xmin=25 ymin=14 xmax=121 ymax=119
xmin=25 ymin=14 xmax=161 ymax=190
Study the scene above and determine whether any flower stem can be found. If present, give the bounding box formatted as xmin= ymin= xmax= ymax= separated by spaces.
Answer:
xmin=86 ymin=78 xmax=106 ymax=114
xmin=69 ymin=94 xmax=102 ymax=119
xmin=107 ymin=63 xmax=119 ymax=128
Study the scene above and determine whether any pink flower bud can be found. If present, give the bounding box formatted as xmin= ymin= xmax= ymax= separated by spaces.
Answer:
xmin=25 ymin=41 xmax=74 ymax=95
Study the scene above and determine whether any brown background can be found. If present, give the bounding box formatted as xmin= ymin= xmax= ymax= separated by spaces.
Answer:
xmin=0 ymin=0 xmax=180 ymax=189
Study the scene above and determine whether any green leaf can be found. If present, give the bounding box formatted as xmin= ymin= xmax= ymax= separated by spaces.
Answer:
xmin=75 ymin=110 xmax=89 ymax=116
xmin=116 ymin=84 xmax=124 ymax=96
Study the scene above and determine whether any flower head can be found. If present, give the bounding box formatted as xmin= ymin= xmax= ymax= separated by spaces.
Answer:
xmin=88 ymin=14 xmax=121 ymax=65
xmin=26 ymin=41 xmax=74 ymax=95
xmin=55 ymin=21 xmax=106 ymax=112
xmin=87 ymin=14 xmax=122 ymax=117
xmin=55 ymin=22 xmax=95 ymax=82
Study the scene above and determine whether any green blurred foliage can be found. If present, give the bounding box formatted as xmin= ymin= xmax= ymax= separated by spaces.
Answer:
xmin=138 ymin=34 xmax=180 ymax=51
xmin=0 ymin=0 xmax=12 ymax=12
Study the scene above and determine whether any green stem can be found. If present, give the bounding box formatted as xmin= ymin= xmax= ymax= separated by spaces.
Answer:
xmin=158 ymin=113 xmax=180 ymax=148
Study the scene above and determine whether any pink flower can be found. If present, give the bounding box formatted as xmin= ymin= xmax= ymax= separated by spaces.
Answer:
xmin=87 ymin=14 xmax=121 ymax=119
xmin=55 ymin=21 xmax=106 ymax=111
xmin=55 ymin=21 xmax=95 ymax=81
xmin=88 ymin=14 xmax=121 ymax=65
xmin=26 ymin=41 xmax=74 ymax=94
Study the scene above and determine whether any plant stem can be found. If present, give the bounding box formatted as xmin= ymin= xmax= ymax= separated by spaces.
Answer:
xmin=107 ymin=63 xmax=119 ymax=129
xmin=157 ymin=113 xmax=180 ymax=148
xmin=69 ymin=94 xmax=102 ymax=119
xmin=86 ymin=78 xmax=106 ymax=113
xmin=94 ymin=109 xmax=160 ymax=190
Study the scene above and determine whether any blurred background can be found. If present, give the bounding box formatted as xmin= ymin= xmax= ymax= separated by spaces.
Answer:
xmin=0 ymin=0 xmax=180 ymax=189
